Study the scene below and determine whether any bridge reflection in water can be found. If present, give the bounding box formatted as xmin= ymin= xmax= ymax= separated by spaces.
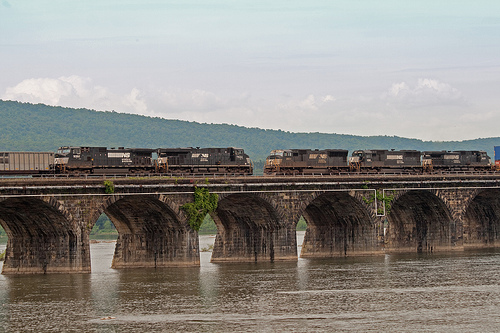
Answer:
xmin=0 ymin=174 xmax=499 ymax=274
xmin=3 ymin=236 xmax=500 ymax=331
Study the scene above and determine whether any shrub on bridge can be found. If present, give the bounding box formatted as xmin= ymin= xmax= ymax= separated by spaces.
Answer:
xmin=182 ymin=187 xmax=218 ymax=231
xmin=104 ymin=180 xmax=115 ymax=194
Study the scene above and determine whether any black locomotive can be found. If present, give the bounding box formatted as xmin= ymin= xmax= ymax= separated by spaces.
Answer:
xmin=55 ymin=146 xmax=154 ymax=174
xmin=422 ymin=150 xmax=491 ymax=171
xmin=264 ymin=149 xmax=349 ymax=174
xmin=0 ymin=146 xmax=252 ymax=176
xmin=349 ymin=149 xmax=421 ymax=172
xmin=264 ymin=148 xmax=493 ymax=175
xmin=156 ymin=147 xmax=252 ymax=175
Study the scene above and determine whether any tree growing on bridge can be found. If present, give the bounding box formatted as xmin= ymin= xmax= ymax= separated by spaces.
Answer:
xmin=182 ymin=187 xmax=218 ymax=231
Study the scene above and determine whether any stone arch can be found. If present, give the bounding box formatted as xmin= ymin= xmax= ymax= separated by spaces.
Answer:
xmin=462 ymin=188 xmax=500 ymax=248
xmin=386 ymin=190 xmax=454 ymax=253
xmin=300 ymin=190 xmax=379 ymax=257
xmin=97 ymin=194 xmax=188 ymax=233
xmin=0 ymin=196 xmax=83 ymax=274
xmin=0 ymin=196 xmax=74 ymax=235
xmin=98 ymin=194 xmax=199 ymax=268
xmin=432 ymin=188 xmax=479 ymax=222
xmin=211 ymin=192 xmax=296 ymax=262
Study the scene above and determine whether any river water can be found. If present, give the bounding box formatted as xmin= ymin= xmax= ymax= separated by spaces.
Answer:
xmin=1 ymin=232 xmax=500 ymax=332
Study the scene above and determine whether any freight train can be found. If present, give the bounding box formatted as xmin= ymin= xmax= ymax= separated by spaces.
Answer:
xmin=0 ymin=146 xmax=497 ymax=176
xmin=263 ymin=148 xmax=494 ymax=175
xmin=0 ymin=146 xmax=253 ymax=176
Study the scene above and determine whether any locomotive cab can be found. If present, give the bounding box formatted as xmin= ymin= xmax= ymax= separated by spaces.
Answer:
xmin=264 ymin=150 xmax=285 ymax=173
xmin=55 ymin=146 xmax=94 ymax=172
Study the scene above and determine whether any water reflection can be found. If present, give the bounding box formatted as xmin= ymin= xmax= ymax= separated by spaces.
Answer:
xmin=0 ymin=235 xmax=500 ymax=331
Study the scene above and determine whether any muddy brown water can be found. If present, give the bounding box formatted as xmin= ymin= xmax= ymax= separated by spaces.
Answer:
xmin=0 ymin=232 xmax=500 ymax=332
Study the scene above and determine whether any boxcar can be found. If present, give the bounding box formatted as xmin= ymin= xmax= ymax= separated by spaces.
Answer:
xmin=495 ymin=146 xmax=500 ymax=169
xmin=0 ymin=152 xmax=54 ymax=174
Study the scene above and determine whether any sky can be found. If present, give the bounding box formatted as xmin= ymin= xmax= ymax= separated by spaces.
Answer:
xmin=1 ymin=1 xmax=500 ymax=141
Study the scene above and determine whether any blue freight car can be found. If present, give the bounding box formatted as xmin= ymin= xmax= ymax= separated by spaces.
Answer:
xmin=495 ymin=146 xmax=500 ymax=168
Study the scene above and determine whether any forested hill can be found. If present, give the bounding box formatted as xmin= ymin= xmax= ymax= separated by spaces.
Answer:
xmin=1 ymin=99 xmax=499 ymax=163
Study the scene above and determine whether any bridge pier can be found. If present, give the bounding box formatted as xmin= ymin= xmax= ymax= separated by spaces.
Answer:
xmin=463 ymin=188 xmax=500 ymax=249
xmin=211 ymin=193 xmax=298 ymax=262
xmin=384 ymin=189 xmax=469 ymax=253
xmin=3 ymin=231 xmax=87 ymax=274
xmin=111 ymin=229 xmax=199 ymax=268
xmin=300 ymin=191 xmax=380 ymax=257
xmin=104 ymin=195 xmax=199 ymax=268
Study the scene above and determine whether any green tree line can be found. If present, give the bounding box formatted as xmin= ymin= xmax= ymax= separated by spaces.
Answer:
xmin=1 ymin=100 xmax=498 ymax=168
xmin=91 ymin=214 xmax=117 ymax=235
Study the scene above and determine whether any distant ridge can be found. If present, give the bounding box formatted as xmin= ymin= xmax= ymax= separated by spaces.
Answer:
xmin=1 ymin=99 xmax=498 ymax=163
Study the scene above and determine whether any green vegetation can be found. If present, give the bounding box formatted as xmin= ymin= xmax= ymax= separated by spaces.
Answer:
xmin=0 ymin=100 xmax=498 ymax=169
xmin=182 ymin=187 xmax=218 ymax=231
xmin=363 ymin=190 xmax=396 ymax=215
xmin=0 ymin=249 xmax=5 ymax=261
xmin=91 ymin=213 xmax=117 ymax=236
xmin=296 ymin=216 xmax=307 ymax=231
xmin=104 ymin=180 xmax=115 ymax=194
xmin=199 ymin=214 xmax=218 ymax=234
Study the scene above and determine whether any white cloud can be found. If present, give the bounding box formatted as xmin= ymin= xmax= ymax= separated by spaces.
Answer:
xmin=1 ymin=76 xmax=148 ymax=115
xmin=383 ymin=78 xmax=464 ymax=107
xmin=3 ymin=75 xmax=500 ymax=141
xmin=388 ymin=82 xmax=410 ymax=97
xmin=322 ymin=95 xmax=336 ymax=102
xmin=123 ymin=88 xmax=148 ymax=115
xmin=276 ymin=94 xmax=336 ymax=112
xmin=3 ymin=77 xmax=76 ymax=105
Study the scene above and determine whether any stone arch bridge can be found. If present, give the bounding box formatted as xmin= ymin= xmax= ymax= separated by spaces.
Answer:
xmin=0 ymin=174 xmax=499 ymax=274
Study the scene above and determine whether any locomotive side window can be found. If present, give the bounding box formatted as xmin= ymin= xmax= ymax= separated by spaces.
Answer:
xmin=58 ymin=148 xmax=71 ymax=155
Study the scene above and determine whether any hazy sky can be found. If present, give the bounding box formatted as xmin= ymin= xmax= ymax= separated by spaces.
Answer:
xmin=1 ymin=1 xmax=500 ymax=141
